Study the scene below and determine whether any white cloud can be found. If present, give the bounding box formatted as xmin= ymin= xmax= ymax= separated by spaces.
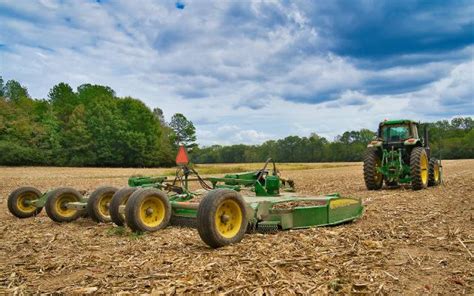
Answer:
xmin=406 ymin=60 xmax=474 ymax=116
xmin=0 ymin=0 xmax=472 ymax=146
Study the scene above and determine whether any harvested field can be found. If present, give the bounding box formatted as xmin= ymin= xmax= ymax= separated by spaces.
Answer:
xmin=0 ymin=160 xmax=473 ymax=294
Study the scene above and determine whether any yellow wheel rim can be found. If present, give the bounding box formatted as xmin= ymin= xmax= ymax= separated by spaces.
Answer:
xmin=55 ymin=194 xmax=78 ymax=217
xmin=374 ymin=158 xmax=383 ymax=183
xmin=434 ymin=163 xmax=440 ymax=182
xmin=98 ymin=193 xmax=113 ymax=218
xmin=139 ymin=196 xmax=165 ymax=227
xmin=215 ymin=199 xmax=243 ymax=238
xmin=16 ymin=193 xmax=36 ymax=213
xmin=420 ymin=153 xmax=428 ymax=184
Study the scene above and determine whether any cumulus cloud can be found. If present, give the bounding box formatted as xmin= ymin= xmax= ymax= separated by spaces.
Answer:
xmin=198 ymin=125 xmax=272 ymax=145
xmin=407 ymin=60 xmax=474 ymax=116
xmin=0 ymin=0 xmax=472 ymax=145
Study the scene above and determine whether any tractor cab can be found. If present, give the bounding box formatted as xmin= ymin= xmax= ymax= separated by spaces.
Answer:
xmin=377 ymin=119 xmax=421 ymax=148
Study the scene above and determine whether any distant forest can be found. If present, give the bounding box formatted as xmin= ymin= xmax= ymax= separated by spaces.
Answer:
xmin=0 ymin=76 xmax=472 ymax=167
xmin=192 ymin=118 xmax=473 ymax=163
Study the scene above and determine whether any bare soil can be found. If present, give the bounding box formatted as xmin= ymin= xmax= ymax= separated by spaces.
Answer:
xmin=0 ymin=160 xmax=473 ymax=294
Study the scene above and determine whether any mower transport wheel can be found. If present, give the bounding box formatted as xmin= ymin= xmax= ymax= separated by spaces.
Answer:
xmin=197 ymin=189 xmax=248 ymax=248
xmin=45 ymin=187 xmax=83 ymax=222
xmin=110 ymin=187 xmax=138 ymax=226
xmin=7 ymin=186 xmax=43 ymax=218
xmin=410 ymin=147 xmax=429 ymax=190
xmin=428 ymin=158 xmax=441 ymax=186
xmin=363 ymin=148 xmax=383 ymax=190
xmin=125 ymin=188 xmax=171 ymax=232
xmin=87 ymin=186 xmax=118 ymax=223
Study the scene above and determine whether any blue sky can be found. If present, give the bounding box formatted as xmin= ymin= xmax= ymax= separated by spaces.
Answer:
xmin=0 ymin=0 xmax=473 ymax=145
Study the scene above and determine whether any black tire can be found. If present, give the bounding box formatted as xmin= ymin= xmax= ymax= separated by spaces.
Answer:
xmin=410 ymin=147 xmax=429 ymax=190
xmin=385 ymin=180 xmax=399 ymax=187
xmin=428 ymin=158 xmax=441 ymax=186
xmin=110 ymin=187 xmax=138 ymax=226
xmin=87 ymin=186 xmax=118 ymax=223
xmin=45 ymin=187 xmax=83 ymax=222
xmin=7 ymin=187 xmax=43 ymax=218
xmin=197 ymin=189 xmax=248 ymax=248
xmin=125 ymin=188 xmax=171 ymax=232
xmin=363 ymin=148 xmax=383 ymax=190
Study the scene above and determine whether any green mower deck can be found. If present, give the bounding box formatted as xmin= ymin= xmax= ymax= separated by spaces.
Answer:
xmin=168 ymin=193 xmax=363 ymax=232
xmin=121 ymin=157 xmax=364 ymax=248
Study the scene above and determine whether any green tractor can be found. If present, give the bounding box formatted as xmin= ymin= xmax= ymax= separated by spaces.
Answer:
xmin=363 ymin=119 xmax=442 ymax=190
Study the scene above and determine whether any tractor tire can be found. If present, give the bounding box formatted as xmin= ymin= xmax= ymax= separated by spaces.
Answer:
xmin=385 ymin=180 xmax=399 ymax=187
xmin=363 ymin=148 xmax=383 ymax=190
xmin=410 ymin=147 xmax=429 ymax=190
xmin=125 ymin=188 xmax=171 ymax=232
xmin=428 ymin=158 xmax=441 ymax=186
xmin=87 ymin=186 xmax=118 ymax=223
xmin=7 ymin=186 xmax=43 ymax=218
xmin=110 ymin=187 xmax=138 ymax=226
xmin=45 ymin=187 xmax=83 ymax=222
xmin=197 ymin=189 xmax=248 ymax=248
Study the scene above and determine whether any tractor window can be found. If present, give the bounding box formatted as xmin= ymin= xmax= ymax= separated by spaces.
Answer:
xmin=382 ymin=125 xmax=410 ymax=142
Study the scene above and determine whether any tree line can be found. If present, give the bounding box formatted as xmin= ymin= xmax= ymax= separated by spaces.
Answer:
xmin=0 ymin=76 xmax=472 ymax=166
xmin=192 ymin=118 xmax=473 ymax=163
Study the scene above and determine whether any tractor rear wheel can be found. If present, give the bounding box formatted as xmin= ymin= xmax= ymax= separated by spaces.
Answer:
xmin=363 ymin=148 xmax=383 ymax=190
xmin=7 ymin=187 xmax=43 ymax=218
xmin=125 ymin=188 xmax=171 ymax=232
xmin=45 ymin=187 xmax=83 ymax=222
xmin=197 ymin=189 xmax=248 ymax=248
xmin=428 ymin=158 xmax=441 ymax=186
xmin=110 ymin=187 xmax=138 ymax=226
xmin=385 ymin=180 xmax=399 ymax=187
xmin=87 ymin=186 xmax=118 ymax=223
xmin=410 ymin=147 xmax=429 ymax=190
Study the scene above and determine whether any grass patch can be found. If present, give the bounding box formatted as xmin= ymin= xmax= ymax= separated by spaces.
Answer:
xmin=107 ymin=226 xmax=126 ymax=236
xmin=76 ymin=162 xmax=360 ymax=180
xmin=191 ymin=165 xmax=253 ymax=175
xmin=129 ymin=231 xmax=146 ymax=240
xmin=193 ymin=163 xmax=359 ymax=175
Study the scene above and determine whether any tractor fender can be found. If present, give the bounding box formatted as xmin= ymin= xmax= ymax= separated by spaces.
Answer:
xmin=367 ymin=140 xmax=382 ymax=148
xmin=403 ymin=138 xmax=421 ymax=146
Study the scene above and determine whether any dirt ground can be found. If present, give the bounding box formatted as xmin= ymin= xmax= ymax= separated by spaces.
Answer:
xmin=0 ymin=160 xmax=473 ymax=294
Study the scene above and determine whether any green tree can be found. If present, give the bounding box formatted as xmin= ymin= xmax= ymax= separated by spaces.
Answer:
xmin=48 ymin=82 xmax=79 ymax=122
xmin=169 ymin=113 xmax=197 ymax=147
xmin=62 ymin=105 xmax=96 ymax=166
xmin=0 ymin=76 xmax=4 ymax=97
xmin=153 ymin=107 xmax=166 ymax=125
xmin=4 ymin=80 xmax=29 ymax=102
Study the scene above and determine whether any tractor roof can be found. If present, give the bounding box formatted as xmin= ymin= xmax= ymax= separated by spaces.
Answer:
xmin=380 ymin=119 xmax=416 ymax=126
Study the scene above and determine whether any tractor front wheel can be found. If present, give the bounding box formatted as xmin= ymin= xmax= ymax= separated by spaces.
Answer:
xmin=7 ymin=187 xmax=43 ymax=218
xmin=110 ymin=187 xmax=138 ymax=226
xmin=410 ymin=147 xmax=429 ymax=190
xmin=197 ymin=189 xmax=248 ymax=248
xmin=87 ymin=186 xmax=118 ymax=223
xmin=363 ymin=148 xmax=383 ymax=190
xmin=45 ymin=187 xmax=83 ymax=222
xmin=428 ymin=158 xmax=442 ymax=186
xmin=125 ymin=188 xmax=171 ymax=232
